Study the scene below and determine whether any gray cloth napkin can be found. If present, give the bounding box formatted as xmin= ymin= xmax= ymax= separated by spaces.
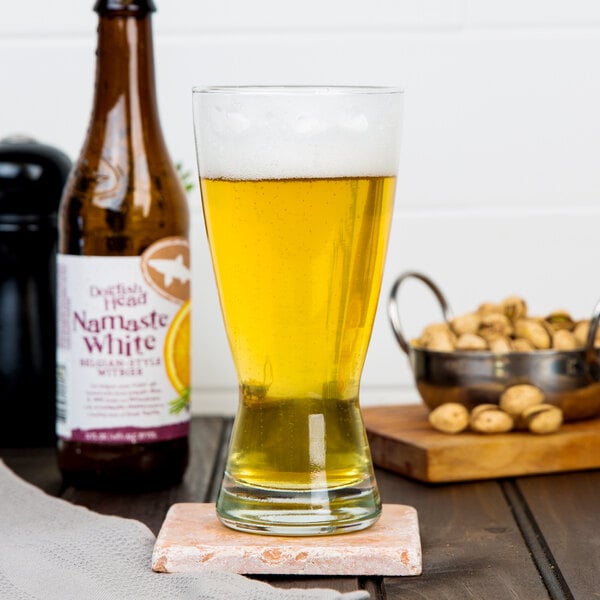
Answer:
xmin=0 ymin=461 xmax=369 ymax=600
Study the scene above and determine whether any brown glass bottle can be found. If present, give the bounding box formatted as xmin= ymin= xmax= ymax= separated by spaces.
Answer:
xmin=56 ymin=0 xmax=190 ymax=489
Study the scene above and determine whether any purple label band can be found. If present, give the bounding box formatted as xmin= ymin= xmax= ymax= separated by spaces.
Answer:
xmin=65 ymin=421 xmax=189 ymax=444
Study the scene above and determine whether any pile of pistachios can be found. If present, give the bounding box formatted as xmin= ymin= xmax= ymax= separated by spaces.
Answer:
xmin=412 ymin=295 xmax=596 ymax=352
xmin=428 ymin=385 xmax=563 ymax=435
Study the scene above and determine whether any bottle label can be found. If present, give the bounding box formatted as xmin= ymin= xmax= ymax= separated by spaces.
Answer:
xmin=56 ymin=237 xmax=191 ymax=444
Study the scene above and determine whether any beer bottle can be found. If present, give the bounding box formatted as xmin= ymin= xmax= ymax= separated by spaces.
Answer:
xmin=56 ymin=0 xmax=191 ymax=488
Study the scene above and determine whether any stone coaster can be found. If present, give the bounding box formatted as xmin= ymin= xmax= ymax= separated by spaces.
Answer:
xmin=152 ymin=503 xmax=422 ymax=576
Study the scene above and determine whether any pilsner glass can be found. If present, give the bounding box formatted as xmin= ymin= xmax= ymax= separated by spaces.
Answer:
xmin=192 ymin=86 xmax=403 ymax=535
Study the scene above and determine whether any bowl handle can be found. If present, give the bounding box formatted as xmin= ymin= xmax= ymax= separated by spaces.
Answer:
xmin=585 ymin=298 xmax=600 ymax=378
xmin=388 ymin=271 xmax=453 ymax=355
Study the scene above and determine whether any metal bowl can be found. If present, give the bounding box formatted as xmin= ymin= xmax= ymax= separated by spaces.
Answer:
xmin=388 ymin=271 xmax=600 ymax=422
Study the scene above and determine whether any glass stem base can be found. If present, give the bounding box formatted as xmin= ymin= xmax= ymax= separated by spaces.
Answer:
xmin=215 ymin=472 xmax=382 ymax=536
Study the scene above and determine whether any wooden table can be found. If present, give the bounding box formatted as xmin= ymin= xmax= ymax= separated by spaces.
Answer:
xmin=2 ymin=416 xmax=598 ymax=599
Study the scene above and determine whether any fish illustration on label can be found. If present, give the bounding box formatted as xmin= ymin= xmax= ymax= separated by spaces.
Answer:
xmin=148 ymin=254 xmax=191 ymax=288
xmin=141 ymin=237 xmax=190 ymax=304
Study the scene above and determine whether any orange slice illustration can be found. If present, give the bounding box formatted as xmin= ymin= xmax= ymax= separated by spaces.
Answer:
xmin=164 ymin=299 xmax=190 ymax=395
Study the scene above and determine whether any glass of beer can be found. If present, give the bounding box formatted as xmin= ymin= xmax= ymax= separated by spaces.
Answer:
xmin=192 ymin=86 xmax=403 ymax=535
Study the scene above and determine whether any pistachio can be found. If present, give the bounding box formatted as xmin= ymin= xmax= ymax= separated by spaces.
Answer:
xmin=573 ymin=320 xmax=589 ymax=347
xmin=522 ymin=404 xmax=563 ymax=434
xmin=502 ymin=296 xmax=527 ymax=322
xmin=450 ymin=312 xmax=481 ymax=336
xmin=421 ymin=322 xmax=452 ymax=336
xmin=573 ymin=320 xmax=600 ymax=348
xmin=478 ymin=313 xmax=514 ymax=340
xmin=411 ymin=337 xmax=424 ymax=348
xmin=514 ymin=319 xmax=552 ymax=350
xmin=545 ymin=309 xmax=575 ymax=332
xmin=477 ymin=302 xmax=502 ymax=316
xmin=470 ymin=403 xmax=500 ymax=420
xmin=470 ymin=406 xmax=514 ymax=434
xmin=455 ymin=333 xmax=488 ymax=351
xmin=552 ymin=329 xmax=577 ymax=351
xmin=499 ymin=384 xmax=545 ymax=419
xmin=424 ymin=330 xmax=455 ymax=352
xmin=428 ymin=402 xmax=470 ymax=434
xmin=412 ymin=323 xmax=455 ymax=351
xmin=488 ymin=336 xmax=512 ymax=353
xmin=511 ymin=338 xmax=535 ymax=352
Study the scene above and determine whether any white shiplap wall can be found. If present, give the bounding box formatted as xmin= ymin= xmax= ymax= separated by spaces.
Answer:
xmin=2 ymin=1 xmax=600 ymax=414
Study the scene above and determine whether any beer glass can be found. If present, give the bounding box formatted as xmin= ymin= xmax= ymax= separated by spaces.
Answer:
xmin=192 ymin=86 xmax=403 ymax=535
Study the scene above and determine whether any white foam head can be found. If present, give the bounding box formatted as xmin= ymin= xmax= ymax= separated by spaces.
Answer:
xmin=192 ymin=86 xmax=404 ymax=180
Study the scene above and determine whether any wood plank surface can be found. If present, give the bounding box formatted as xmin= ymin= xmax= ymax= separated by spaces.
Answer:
xmin=374 ymin=468 xmax=552 ymax=600
xmin=0 ymin=447 xmax=63 ymax=496
xmin=517 ymin=470 xmax=600 ymax=600
xmin=363 ymin=404 xmax=600 ymax=483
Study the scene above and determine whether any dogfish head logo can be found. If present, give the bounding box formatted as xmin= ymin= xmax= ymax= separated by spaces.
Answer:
xmin=140 ymin=237 xmax=190 ymax=305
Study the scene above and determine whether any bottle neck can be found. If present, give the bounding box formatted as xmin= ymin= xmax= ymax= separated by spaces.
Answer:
xmin=94 ymin=0 xmax=156 ymax=17
xmin=90 ymin=7 xmax=160 ymax=132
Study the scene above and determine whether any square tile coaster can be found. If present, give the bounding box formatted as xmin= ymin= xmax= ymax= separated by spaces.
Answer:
xmin=152 ymin=503 xmax=422 ymax=576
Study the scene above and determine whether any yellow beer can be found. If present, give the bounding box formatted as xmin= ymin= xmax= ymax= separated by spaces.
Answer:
xmin=193 ymin=85 xmax=403 ymax=534
xmin=201 ymin=176 xmax=395 ymax=492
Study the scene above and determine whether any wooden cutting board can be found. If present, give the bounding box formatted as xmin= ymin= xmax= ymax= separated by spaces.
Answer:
xmin=362 ymin=403 xmax=600 ymax=483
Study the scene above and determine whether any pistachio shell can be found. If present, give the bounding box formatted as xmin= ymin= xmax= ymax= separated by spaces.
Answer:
xmin=545 ymin=309 xmax=575 ymax=332
xmin=573 ymin=320 xmax=589 ymax=347
xmin=573 ymin=320 xmax=600 ymax=348
xmin=477 ymin=302 xmax=502 ymax=316
xmin=450 ymin=312 xmax=481 ymax=336
xmin=418 ymin=323 xmax=455 ymax=351
xmin=511 ymin=338 xmax=535 ymax=352
xmin=425 ymin=330 xmax=455 ymax=352
xmin=455 ymin=333 xmax=488 ymax=351
xmin=410 ymin=337 xmax=423 ymax=348
xmin=478 ymin=313 xmax=514 ymax=340
xmin=523 ymin=404 xmax=563 ymax=434
xmin=502 ymin=296 xmax=527 ymax=322
xmin=428 ymin=403 xmax=470 ymax=434
xmin=469 ymin=403 xmax=500 ymax=421
xmin=421 ymin=322 xmax=452 ymax=336
xmin=470 ymin=408 xmax=514 ymax=434
xmin=499 ymin=384 xmax=545 ymax=418
xmin=552 ymin=329 xmax=577 ymax=350
xmin=488 ymin=336 xmax=512 ymax=353
xmin=514 ymin=319 xmax=552 ymax=350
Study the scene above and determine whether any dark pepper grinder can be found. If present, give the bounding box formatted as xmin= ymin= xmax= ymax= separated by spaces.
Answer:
xmin=0 ymin=136 xmax=71 ymax=447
